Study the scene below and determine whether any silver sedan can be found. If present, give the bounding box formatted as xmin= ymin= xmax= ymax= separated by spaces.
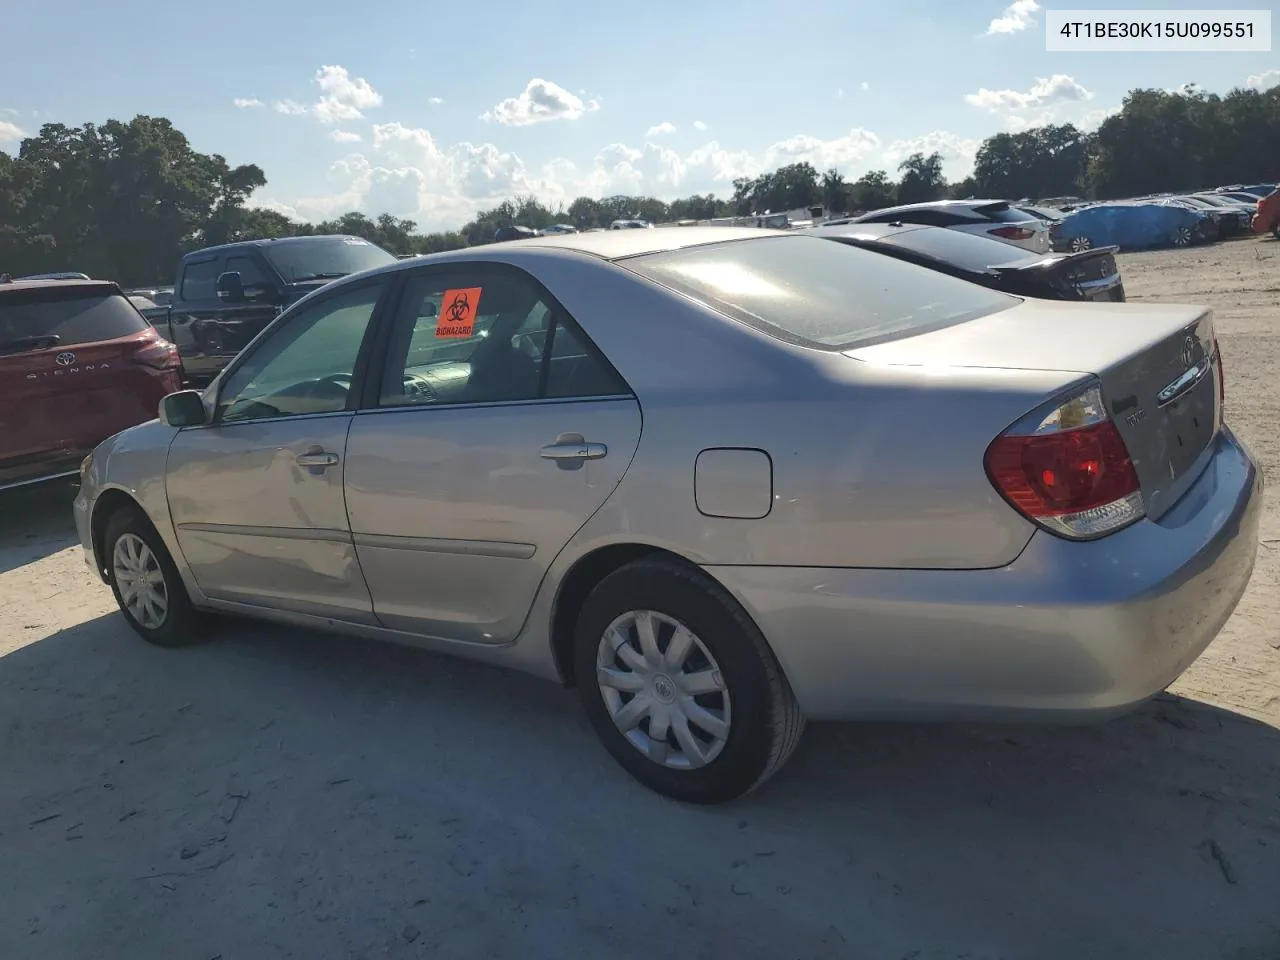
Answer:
xmin=73 ymin=227 xmax=1263 ymax=803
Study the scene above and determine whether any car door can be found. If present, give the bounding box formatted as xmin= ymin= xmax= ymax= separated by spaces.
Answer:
xmin=165 ymin=278 xmax=393 ymax=622
xmin=167 ymin=255 xmax=225 ymax=385
xmin=215 ymin=253 xmax=284 ymax=359
xmin=343 ymin=264 xmax=642 ymax=644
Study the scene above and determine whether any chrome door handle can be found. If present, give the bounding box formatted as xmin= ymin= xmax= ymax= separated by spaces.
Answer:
xmin=296 ymin=451 xmax=340 ymax=467
xmin=540 ymin=441 xmax=607 ymax=461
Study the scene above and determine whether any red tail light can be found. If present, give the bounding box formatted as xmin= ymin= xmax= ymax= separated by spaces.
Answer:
xmin=984 ymin=383 xmax=1144 ymax=539
xmin=133 ymin=336 xmax=180 ymax=370
xmin=990 ymin=226 xmax=1036 ymax=241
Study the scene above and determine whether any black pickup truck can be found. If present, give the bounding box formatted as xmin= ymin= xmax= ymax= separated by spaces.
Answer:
xmin=144 ymin=235 xmax=397 ymax=386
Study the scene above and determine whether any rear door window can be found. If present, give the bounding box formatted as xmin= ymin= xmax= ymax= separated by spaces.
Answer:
xmin=624 ymin=234 xmax=1016 ymax=349
xmin=0 ymin=287 xmax=149 ymax=351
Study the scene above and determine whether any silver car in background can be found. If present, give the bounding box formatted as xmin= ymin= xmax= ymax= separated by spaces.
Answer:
xmin=73 ymin=228 xmax=1261 ymax=803
xmin=851 ymin=200 xmax=1052 ymax=253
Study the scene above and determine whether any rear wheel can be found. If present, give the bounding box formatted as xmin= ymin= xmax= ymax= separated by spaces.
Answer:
xmin=573 ymin=558 xmax=804 ymax=804
xmin=1069 ymin=235 xmax=1093 ymax=252
xmin=104 ymin=506 xmax=205 ymax=647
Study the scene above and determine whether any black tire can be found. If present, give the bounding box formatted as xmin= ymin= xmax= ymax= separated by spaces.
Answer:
xmin=103 ymin=505 xmax=206 ymax=647
xmin=573 ymin=557 xmax=805 ymax=804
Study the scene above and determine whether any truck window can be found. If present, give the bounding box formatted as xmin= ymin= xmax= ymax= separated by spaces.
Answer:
xmin=181 ymin=259 xmax=220 ymax=300
xmin=225 ymin=255 xmax=268 ymax=289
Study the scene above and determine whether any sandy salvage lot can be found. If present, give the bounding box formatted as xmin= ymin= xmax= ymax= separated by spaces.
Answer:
xmin=1 ymin=239 xmax=1278 ymax=960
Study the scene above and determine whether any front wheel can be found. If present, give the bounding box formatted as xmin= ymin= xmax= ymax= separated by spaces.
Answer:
xmin=1173 ymin=225 xmax=1193 ymax=247
xmin=1069 ymin=235 xmax=1093 ymax=252
xmin=105 ymin=506 xmax=206 ymax=647
xmin=573 ymin=558 xmax=804 ymax=804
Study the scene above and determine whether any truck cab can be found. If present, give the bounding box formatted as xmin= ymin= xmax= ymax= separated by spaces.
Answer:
xmin=153 ymin=235 xmax=396 ymax=386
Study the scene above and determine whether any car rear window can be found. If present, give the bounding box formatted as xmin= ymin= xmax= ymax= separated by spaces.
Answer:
xmin=624 ymin=235 xmax=1017 ymax=349
xmin=0 ymin=286 xmax=149 ymax=348
xmin=979 ymin=204 xmax=1039 ymax=223
xmin=874 ymin=227 xmax=1042 ymax=271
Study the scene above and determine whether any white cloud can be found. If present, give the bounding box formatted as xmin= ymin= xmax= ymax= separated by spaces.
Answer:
xmin=482 ymin=78 xmax=600 ymax=126
xmin=764 ymin=128 xmax=881 ymax=171
xmin=693 ymin=120 xmax=707 ymax=131
xmin=427 ymin=96 xmax=444 ymax=105
xmin=1079 ymin=106 xmax=1120 ymax=130
xmin=986 ymin=0 xmax=1040 ymax=35
xmin=645 ymin=121 xmax=677 ymax=136
xmin=330 ymin=130 xmax=363 ymax=143
xmin=965 ymin=74 xmax=1093 ymax=112
xmin=835 ymin=88 xmax=845 ymax=99
xmin=1246 ymin=69 xmax=1280 ymax=88
xmin=233 ymin=97 xmax=264 ymax=109
xmin=860 ymin=81 xmax=871 ymax=92
xmin=0 ymin=120 xmax=25 ymax=142
xmin=881 ymin=131 xmax=980 ymax=178
xmin=312 ymin=64 xmax=383 ymax=123
xmin=266 ymin=65 xmax=382 ymax=124
xmin=273 ymin=99 xmax=311 ymax=116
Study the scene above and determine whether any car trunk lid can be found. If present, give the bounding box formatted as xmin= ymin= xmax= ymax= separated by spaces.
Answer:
xmin=992 ymin=246 xmax=1125 ymax=302
xmin=845 ymin=299 xmax=1221 ymax=521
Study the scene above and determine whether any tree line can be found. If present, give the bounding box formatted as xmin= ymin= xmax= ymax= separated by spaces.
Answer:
xmin=1 ymin=82 xmax=1276 ymax=286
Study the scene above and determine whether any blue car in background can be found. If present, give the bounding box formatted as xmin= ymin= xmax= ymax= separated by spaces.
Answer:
xmin=1057 ymin=203 xmax=1216 ymax=252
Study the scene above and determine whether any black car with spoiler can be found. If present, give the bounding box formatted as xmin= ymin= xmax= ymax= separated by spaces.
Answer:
xmin=810 ymin=221 xmax=1125 ymax=303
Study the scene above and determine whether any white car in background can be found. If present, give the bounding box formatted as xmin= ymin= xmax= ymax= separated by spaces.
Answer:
xmin=852 ymin=200 xmax=1051 ymax=254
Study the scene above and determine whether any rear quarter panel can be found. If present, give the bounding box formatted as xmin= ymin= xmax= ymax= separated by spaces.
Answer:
xmin=494 ymin=248 xmax=1078 ymax=570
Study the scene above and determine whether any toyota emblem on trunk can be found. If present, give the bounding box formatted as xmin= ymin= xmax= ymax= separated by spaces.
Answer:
xmin=55 ymin=351 xmax=76 ymax=367
xmin=1179 ymin=336 xmax=1196 ymax=369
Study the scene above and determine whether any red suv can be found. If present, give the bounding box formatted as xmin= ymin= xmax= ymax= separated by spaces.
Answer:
xmin=0 ymin=278 xmax=182 ymax=492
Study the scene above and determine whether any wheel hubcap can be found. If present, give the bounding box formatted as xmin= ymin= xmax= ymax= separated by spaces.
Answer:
xmin=596 ymin=610 xmax=731 ymax=770
xmin=112 ymin=533 xmax=168 ymax=630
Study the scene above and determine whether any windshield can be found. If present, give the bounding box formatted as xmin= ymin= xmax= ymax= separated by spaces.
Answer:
xmin=625 ymin=235 xmax=1017 ymax=350
xmin=261 ymin=237 xmax=397 ymax=283
xmin=0 ymin=286 xmax=148 ymax=353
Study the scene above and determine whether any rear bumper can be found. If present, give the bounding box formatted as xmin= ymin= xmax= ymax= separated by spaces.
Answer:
xmin=707 ymin=426 xmax=1262 ymax=722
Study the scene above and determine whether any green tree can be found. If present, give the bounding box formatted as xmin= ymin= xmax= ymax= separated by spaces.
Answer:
xmin=848 ymin=170 xmax=896 ymax=212
xmin=820 ymin=168 xmax=850 ymax=213
xmin=895 ymin=152 xmax=946 ymax=205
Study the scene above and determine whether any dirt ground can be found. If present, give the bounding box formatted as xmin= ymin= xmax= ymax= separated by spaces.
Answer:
xmin=1 ymin=238 xmax=1278 ymax=960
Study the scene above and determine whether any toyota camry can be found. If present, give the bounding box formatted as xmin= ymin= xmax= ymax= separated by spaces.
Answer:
xmin=73 ymin=227 xmax=1262 ymax=804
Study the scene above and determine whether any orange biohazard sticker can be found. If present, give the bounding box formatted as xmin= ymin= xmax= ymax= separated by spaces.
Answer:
xmin=435 ymin=287 xmax=482 ymax=338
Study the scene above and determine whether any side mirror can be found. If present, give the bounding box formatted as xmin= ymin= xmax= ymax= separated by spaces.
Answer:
xmin=216 ymin=271 xmax=245 ymax=302
xmin=159 ymin=390 xmax=208 ymax=427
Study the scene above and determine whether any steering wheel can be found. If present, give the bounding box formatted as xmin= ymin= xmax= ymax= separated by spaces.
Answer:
xmin=296 ymin=372 xmax=352 ymax=406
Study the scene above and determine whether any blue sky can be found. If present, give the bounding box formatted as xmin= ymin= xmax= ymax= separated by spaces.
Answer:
xmin=1 ymin=0 xmax=1276 ymax=230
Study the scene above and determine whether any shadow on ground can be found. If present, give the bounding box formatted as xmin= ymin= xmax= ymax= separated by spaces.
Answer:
xmin=1 ymin=613 xmax=1277 ymax=960
xmin=0 ymin=481 xmax=79 ymax=574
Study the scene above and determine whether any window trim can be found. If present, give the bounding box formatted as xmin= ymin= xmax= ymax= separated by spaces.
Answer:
xmin=206 ymin=275 xmax=399 ymax=428
xmin=363 ymin=260 xmax=633 ymax=412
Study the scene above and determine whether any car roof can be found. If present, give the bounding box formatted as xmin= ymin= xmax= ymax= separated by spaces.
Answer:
xmin=0 ymin=278 xmax=119 ymax=296
xmin=809 ymin=222 xmax=931 ymax=241
xmin=859 ymin=199 xmax=1010 ymax=214
xmin=184 ymin=234 xmax=376 ymax=258
xmin=429 ymin=225 xmax=782 ymax=263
